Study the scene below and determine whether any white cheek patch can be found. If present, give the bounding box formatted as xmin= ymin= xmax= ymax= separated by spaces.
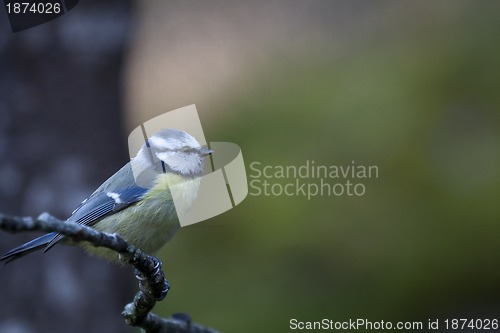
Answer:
xmin=150 ymin=136 xmax=176 ymax=149
xmin=156 ymin=152 xmax=170 ymax=162
xmin=107 ymin=192 xmax=123 ymax=204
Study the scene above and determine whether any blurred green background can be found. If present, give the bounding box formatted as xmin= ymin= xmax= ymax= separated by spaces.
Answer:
xmin=127 ymin=1 xmax=500 ymax=332
xmin=1 ymin=1 xmax=499 ymax=333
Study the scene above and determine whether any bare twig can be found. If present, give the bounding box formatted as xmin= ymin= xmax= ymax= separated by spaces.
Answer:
xmin=0 ymin=212 xmax=220 ymax=333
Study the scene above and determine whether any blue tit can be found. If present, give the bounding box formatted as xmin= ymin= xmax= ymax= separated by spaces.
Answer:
xmin=1 ymin=128 xmax=212 ymax=263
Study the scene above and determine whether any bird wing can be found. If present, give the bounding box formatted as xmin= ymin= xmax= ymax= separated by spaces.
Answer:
xmin=44 ymin=186 xmax=148 ymax=251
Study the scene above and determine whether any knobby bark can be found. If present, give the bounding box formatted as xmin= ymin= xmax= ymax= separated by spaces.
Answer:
xmin=0 ymin=212 xmax=220 ymax=333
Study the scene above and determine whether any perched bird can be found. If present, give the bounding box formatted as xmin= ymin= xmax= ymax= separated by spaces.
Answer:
xmin=1 ymin=128 xmax=212 ymax=263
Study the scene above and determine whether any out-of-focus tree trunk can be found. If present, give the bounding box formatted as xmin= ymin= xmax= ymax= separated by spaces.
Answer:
xmin=0 ymin=1 xmax=134 ymax=333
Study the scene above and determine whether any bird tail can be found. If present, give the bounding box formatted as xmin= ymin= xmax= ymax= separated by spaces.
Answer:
xmin=0 ymin=232 xmax=58 ymax=264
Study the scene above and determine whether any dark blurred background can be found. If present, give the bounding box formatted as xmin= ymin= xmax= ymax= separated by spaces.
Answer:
xmin=2 ymin=1 xmax=500 ymax=333
xmin=0 ymin=1 xmax=134 ymax=333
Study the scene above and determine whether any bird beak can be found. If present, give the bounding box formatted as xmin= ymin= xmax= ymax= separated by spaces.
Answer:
xmin=198 ymin=146 xmax=213 ymax=156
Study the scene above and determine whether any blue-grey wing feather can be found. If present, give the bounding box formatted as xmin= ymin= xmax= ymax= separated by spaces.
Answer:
xmin=1 ymin=162 xmax=152 ymax=262
xmin=44 ymin=163 xmax=148 ymax=251
xmin=68 ymin=187 xmax=147 ymax=226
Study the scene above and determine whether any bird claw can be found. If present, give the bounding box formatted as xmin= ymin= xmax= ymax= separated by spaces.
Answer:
xmin=134 ymin=256 xmax=169 ymax=301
